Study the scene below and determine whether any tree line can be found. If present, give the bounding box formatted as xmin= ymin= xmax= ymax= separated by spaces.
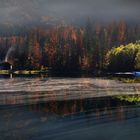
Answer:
xmin=106 ymin=41 xmax=140 ymax=72
xmin=0 ymin=20 xmax=140 ymax=72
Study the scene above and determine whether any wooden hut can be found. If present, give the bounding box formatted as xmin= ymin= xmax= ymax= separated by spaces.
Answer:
xmin=0 ymin=62 xmax=12 ymax=70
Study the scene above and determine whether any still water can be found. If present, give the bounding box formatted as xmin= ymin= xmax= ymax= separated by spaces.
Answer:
xmin=0 ymin=77 xmax=140 ymax=140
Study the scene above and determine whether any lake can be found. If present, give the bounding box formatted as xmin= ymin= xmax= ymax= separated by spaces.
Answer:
xmin=0 ymin=77 xmax=140 ymax=140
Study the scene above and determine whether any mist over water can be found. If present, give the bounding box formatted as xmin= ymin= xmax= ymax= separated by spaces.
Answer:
xmin=0 ymin=1 xmax=140 ymax=139
xmin=0 ymin=77 xmax=140 ymax=105
xmin=0 ymin=77 xmax=140 ymax=140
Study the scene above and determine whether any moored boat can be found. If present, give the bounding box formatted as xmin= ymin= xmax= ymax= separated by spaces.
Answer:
xmin=133 ymin=72 xmax=140 ymax=77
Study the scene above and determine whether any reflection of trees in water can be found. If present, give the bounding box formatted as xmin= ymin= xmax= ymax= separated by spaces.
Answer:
xmin=28 ymin=96 xmax=137 ymax=121
xmin=115 ymin=94 xmax=140 ymax=104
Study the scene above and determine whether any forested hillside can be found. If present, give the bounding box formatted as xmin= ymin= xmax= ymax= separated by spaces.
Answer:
xmin=0 ymin=21 xmax=140 ymax=72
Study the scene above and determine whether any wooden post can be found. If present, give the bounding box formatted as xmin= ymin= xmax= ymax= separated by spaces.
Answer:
xmin=10 ymin=65 xmax=13 ymax=71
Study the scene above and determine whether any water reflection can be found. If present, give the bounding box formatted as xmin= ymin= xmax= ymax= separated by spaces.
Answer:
xmin=0 ymin=96 xmax=140 ymax=140
xmin=0 ymin=77 xmax=140 ymax=140
xmin=28 ymin=96 xmax=136 ymax=118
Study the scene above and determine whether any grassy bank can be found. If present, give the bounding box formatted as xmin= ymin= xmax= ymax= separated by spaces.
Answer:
xmin=0 ymin=70 xmax=10 ymax=74
xmin=0 ymin=70 xmax=49 ymax=75
xmin=111 ymin=77 xmax=140 ymax=83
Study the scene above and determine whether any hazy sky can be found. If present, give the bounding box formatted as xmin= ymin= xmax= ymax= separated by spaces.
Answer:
xmin=0 ymin=0 xmax=139 ymax=25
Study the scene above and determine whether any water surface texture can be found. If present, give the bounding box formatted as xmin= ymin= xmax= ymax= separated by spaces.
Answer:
xmin=0 ymin=77 xmax=140 ymax=140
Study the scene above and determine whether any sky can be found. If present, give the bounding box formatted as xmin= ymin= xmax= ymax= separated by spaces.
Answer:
xmin=0 ymin=0 xmax=139 ymax=26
